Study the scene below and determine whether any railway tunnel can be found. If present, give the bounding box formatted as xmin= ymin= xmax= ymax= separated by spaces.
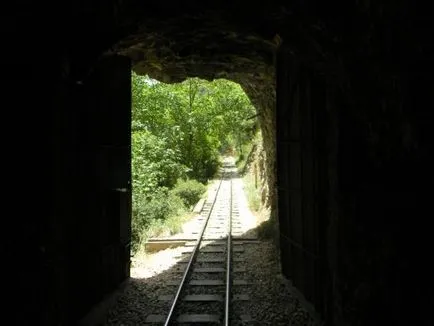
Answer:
xmin=3 ymin=1 xmax=433 ymax=325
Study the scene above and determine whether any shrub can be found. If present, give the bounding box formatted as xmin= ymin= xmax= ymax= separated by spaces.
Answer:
xmin=131 ymin=187 xmax=186 ymax=252
xmin=171 ymin=179 xmax=206 ymax=207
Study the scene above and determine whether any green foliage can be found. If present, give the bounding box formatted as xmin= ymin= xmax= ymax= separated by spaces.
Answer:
xmin=242 ymin=172 xmax=261 ymax=212
xmin=131 ymin=72 xmax=258 ymax=252
xmin=132 ymin=130 xmax=187 ymax=193
xmin=131 ymin=72 xmax=257 ymax=181
xmin=235 ymin=130 xmax=262 ymax=175
xmin=131 ymin=129 xmax=189 ymax=252
xmin=131 ymin=187 xmax=186 ymax=252
xmin=171 ymin=179 xmax=206 ymax=207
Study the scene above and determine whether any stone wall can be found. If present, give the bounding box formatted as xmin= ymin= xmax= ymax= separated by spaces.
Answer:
xmin=4 ymin=1 xmax=433 ymax=325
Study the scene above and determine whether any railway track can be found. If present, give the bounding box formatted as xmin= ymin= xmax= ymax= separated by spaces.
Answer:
xmin=145 ymin=162 xmax=253 ymax=325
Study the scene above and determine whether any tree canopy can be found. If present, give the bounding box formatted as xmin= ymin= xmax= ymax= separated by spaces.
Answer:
xmin=132 ymin=73 xmax=257 ymax=182
xmin=131 ymin=72 xmax=257 ymax=250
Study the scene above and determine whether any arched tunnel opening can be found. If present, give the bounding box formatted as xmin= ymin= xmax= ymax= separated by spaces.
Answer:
xmin=4 ymin=1 xmax=433 ymax=326
xmin=129 ymin=74 xmax=263 ymax=250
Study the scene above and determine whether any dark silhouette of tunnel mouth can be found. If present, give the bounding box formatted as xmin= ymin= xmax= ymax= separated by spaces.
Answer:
xmin=8 ymin=3 xmax=434 ymax=326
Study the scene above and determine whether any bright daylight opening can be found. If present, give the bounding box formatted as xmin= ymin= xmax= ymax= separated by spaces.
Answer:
xmin=130 ymin=72 xmax=263 ymax=278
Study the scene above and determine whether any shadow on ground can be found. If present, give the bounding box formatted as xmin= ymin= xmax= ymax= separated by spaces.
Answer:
xmin=91 ymin=220 xmax=319 ymax=326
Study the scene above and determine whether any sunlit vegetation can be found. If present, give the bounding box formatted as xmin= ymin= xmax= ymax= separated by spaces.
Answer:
xmin=131 ymin=72 xmax=257 ymax=252
xmin=236 ymin=131 xmax=263 ymax=212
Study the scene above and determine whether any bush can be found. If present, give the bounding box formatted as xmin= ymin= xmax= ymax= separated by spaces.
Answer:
xmin=131 ymin=187 xmax=186 ymax=252
xmin=171 ymin=179 xmax=206 ymax=207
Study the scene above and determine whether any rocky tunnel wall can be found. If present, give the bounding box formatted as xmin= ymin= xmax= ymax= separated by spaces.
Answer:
xmin=4 ymin=1 xmax=433 ymax=326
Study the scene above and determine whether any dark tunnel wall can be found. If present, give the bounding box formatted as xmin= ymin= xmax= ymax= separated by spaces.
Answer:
xmin=3 ymin=1 xmax=433 ymax=325
xmin=276 ymin=52 xmax=330 ymax=318
xmin=276 ymin=43 xmax=434 ymax=325
xmin=6 ymin=53 xmax=132 ymax=326
xmin=70 ymin=55 xmax=132 ymax=321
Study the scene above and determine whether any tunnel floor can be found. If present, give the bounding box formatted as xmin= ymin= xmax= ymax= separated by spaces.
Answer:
xmin=98 ymin=165 xmax=319 ymax=326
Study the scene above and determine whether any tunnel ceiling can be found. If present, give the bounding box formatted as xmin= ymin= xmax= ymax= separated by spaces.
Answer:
xmin=106 ymin=5 xmax=329 ymax=135
xmin=102 ymin=0 xmax=432 ymax=99
xmin=106 ymin=4 xmax=332 ymax=94
xmin=110 ymin=11 xmax=283 ymax=93
xmin=113 ymin=15 xmax=278 ymax=83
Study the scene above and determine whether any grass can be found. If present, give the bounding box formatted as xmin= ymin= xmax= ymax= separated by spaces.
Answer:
xmin=235 ymin=131 xmax=263 ymax=212
xmin=143 ymin=212 xmax=192 ymax=239
xmin=235 ymin=142 xmax=254 ymax=173
xmin=134 ymin=210 xmax=195 ymax=255
xmin=133 ymin=180 xmax=211 ymax=255
xmin=235 ymin=131 xmax=262 ymax=175
xmin=242 ymin=170 xmax=261 ymax=212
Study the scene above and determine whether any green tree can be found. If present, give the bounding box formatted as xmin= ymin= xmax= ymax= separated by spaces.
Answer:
xmin=130 ymin=72 xmax=258 ymax=249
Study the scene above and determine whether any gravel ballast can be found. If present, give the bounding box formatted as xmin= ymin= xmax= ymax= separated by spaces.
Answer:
xmin=103 ymin=164 xmax=321 ymax=326
xmin=103 ymin=240 xmax=320 ymax=325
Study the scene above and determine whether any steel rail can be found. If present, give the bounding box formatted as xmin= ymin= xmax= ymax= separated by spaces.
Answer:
xmin=163 ymin=171 xmax=225 ymax=326
xmin=224 ymin=177 xmax=233 ymax=326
